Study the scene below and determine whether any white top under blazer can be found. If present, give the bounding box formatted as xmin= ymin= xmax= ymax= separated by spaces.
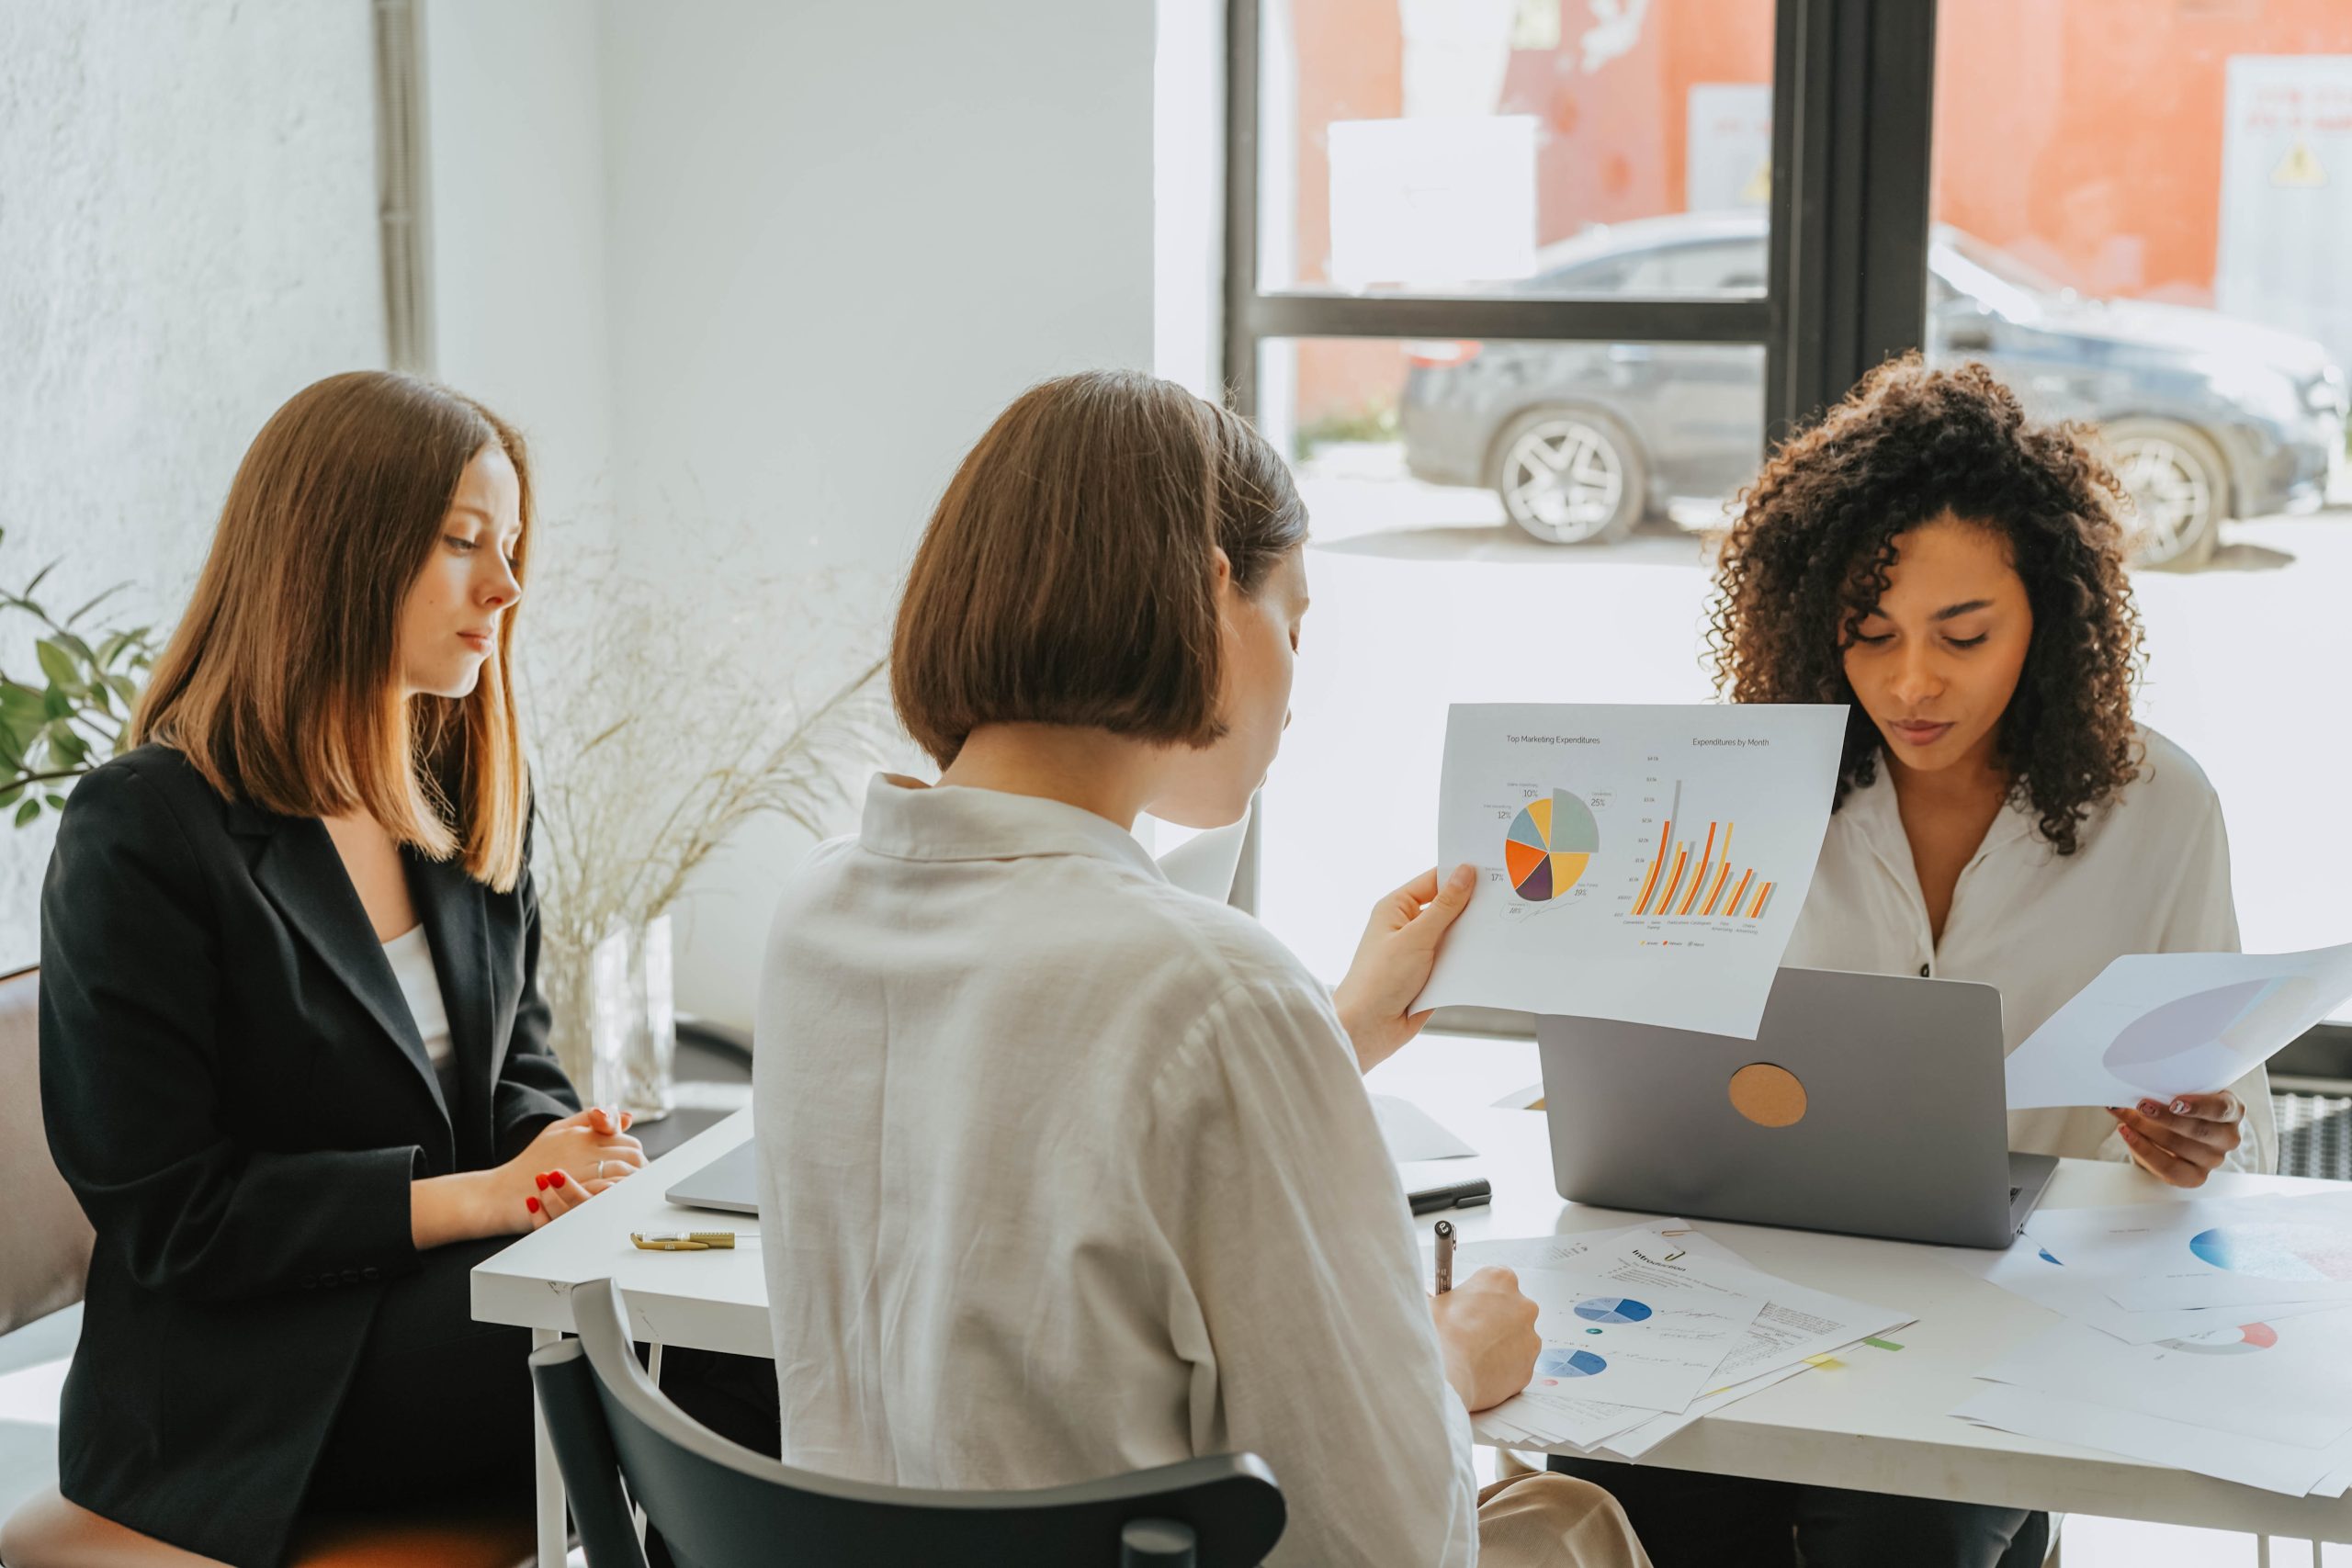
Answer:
xmin=752 ymin=775 xmax=1477 ymax=1568
xmin=1782 ymin=725 xmax=2277 ymax=1175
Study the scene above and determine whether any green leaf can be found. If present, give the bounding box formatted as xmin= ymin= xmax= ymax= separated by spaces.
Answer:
xmin=0 ymin=785 xmax=24 ymax=809
xmin=105 ymin=673 xmax=141 ymax=706
xmin=64 ymin=583 xmax=127 ymax=626
xmin=34 ymin=639 xmax=81 ymax=693
xmin=45 ymin=723 xmax=87 ymax=766
xmin=16 ymin=799 xmax=40 ymax=829
xmin=40 ymin=686 xmax=71 ymax=720
xmin=0 ymin=682 xmax=44 ymax=728
xmin=51 ymin=630 xmax=96 ymax=666
xmin=44 ymin=793 xmax=67 ymax=811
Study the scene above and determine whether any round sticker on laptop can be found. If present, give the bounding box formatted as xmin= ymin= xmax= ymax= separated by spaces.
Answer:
xmin=1727 ymin=1063 xmax=1807 ymax=1128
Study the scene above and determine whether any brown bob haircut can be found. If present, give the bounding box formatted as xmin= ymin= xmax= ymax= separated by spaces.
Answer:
xmin=892 ymin=369 xmax=1308 ymax=768
xmin=131 ymin=370 xmax=534 ymax=889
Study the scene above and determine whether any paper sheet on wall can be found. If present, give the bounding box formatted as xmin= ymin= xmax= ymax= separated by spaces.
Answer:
xmin=2023 ymin=1190 xmax=2352 ymax=1313
xmin=1973 ymin=1308 xmax=2352 ymax=1450
xmin=1415 ymin=704 xmax=1847 ymax=1038
xmin=2004 ymin=942 xmax=2352 ymax=1111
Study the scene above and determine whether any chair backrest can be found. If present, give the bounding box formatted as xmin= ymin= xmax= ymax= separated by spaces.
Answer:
xmin=529 ymin=1278 xmax=1286 ymax=1568
xmin=1 ymin=967 xmax=95 ymax=1337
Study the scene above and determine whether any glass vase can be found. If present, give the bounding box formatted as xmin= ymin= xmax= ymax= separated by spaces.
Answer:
xmin=540 ymin=915 xmax=676 ymax=1122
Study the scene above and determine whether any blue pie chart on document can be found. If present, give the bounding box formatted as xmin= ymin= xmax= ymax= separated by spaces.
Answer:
xmin=1536 ymin=1348 xmax=1609 ymax=1380
xmin=1572 ymin=1297 xmax=1655 ymax=1325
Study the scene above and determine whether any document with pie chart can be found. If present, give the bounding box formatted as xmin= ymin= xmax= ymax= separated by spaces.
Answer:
xmin=2004 ymin=942 xmax=2352 ymax=1111
xmin=1414 ymin=702 xmax=1847 ymax=1037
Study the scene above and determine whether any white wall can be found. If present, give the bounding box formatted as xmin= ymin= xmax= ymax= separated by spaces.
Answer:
xmin=0 ymin=0 xmax=384 ymax=966
xmin=422 ymin=0 xmax=615 ymax=540
xmin=418 ymin=1 xmax=1159 ymax=1028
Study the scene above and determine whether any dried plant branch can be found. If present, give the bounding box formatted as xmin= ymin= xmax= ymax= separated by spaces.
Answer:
xmin=515 ymin=532 xmax=898 ymax=966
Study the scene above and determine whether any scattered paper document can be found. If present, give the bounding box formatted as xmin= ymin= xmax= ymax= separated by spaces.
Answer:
xmin=1954 ymin=1382 xmax=2352 ymax=1498
xmin=1974 ymin=1312 xmax=2352 ymax=1449
xmin=2024 ymin=1191 xmax=2352 ymax=1313
xmin=1462 ymin=1221 xmax=1913 ymax=1454
xmin=1416 ymin=703 xmax=1847 ymax=1037
xmin=1370 ymin=1095 xmax=1476 ymax=1162
xmin=1938 ymin=1234 xmax=2342 ymax=1345
xmin=2005 ymin=942 xmax=2352 ymax=1110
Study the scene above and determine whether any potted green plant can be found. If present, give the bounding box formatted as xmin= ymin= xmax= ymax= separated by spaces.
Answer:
xmin=0 ymin=528 xmax=161 ymax=825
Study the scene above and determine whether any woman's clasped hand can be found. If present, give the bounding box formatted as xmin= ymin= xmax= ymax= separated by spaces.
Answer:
xmin=509 ymin=1105 xmax=646 ymax=1227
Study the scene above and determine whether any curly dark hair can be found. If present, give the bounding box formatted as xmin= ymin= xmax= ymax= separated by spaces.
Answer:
xmin=1708 ymin=355 xmax=2145 ymax=856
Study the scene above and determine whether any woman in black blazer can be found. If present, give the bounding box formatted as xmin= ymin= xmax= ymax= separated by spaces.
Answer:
xmin=38 ymin=371 xmax=644 ymax=1567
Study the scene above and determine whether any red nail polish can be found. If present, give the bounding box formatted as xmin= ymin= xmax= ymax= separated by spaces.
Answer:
xmin=526 ymin=1196 xmax=540 ymax=1213
xmin=549 ymin=1171 xmax=567 ymax=1188
xmin=535 ymin=1173 xmax=549 ymax=1190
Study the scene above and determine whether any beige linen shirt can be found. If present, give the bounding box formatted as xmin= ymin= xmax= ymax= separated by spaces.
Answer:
xmin=752 ymin=775 xmax=1477 ymax=1566
xmin=1782 ymin=726 xmax=2277 ymax=1173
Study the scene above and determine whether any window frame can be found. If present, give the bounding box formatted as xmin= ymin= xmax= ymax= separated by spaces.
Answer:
xmin=1221 ymin=0 xmax=1943 ymax=1036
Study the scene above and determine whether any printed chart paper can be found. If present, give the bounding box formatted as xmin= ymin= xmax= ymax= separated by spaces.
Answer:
xmin=1464 ymin=1221 xmax=1912 ymax=1454
xmin=2006 ymin=942 xmax=2352 ymax=1110
xmin=1973 ymin=1312 xmax=2352 ymax=1449
xmin=1417 ymin=704 xmax=1847 ymax=1037
xmin=1939 ymin=1232 xmax=2341 ymax=1345
xmin=2024 ymin=1191 xmax=2352 ymax=1313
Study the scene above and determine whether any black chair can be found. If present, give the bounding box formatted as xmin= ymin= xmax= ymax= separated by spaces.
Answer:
xmin=529 ymin=1277 xmax=1286 ymax=1568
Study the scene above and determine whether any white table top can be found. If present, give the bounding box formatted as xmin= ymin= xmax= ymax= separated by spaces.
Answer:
xmin=474 ymin=1032 xmax=2352 ymax=1540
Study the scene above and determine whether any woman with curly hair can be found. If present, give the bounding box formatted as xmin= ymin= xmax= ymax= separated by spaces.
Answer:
xmin=1553 ymin=357 xmax=2274 ymax=1568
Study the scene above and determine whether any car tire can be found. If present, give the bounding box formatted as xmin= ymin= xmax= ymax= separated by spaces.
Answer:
xmin=2097 ymin=417 xmax=2227 ymax=571
xmin=1487 ymin=406 xmax=1648 ymax=546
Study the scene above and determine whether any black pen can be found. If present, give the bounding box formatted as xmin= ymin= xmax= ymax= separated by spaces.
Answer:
xmin=1434 ymin=1219 xmax=1454 ymax=1295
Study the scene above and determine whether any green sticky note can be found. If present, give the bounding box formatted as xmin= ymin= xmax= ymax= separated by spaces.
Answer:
xmin=1863 ymin=1337 xmax=1905 ymax=1352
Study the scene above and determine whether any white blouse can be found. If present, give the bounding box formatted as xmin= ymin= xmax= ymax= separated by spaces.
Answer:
xmin=752 ymin=775 xmax=1476 ymax=1568
xmin=382 ymin=923 xmax=454 ymax=1073
xmin=1782 ymin=726 xmax=2277 ymax=1174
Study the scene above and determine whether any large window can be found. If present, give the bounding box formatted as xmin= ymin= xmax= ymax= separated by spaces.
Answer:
xmin=1929 ymin=1 xmax=2352 ymax=978
xmin=1231 ymin=1 xmax=2352 ymax=1012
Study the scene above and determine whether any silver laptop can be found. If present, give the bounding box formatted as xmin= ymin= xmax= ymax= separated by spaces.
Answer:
xmin=665 ymin=1138 xmax=761 ymax=1215
xmin=1538 ymin=966 xmax=2057 ymax=1249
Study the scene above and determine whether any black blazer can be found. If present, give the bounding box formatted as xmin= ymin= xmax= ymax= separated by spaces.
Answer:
xmin=38 ymin=745 xmax=578 ymax=1567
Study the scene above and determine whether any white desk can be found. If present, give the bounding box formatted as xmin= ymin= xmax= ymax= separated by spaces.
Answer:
xmin=474 ymin=1033 xmax=2352 ymax=1566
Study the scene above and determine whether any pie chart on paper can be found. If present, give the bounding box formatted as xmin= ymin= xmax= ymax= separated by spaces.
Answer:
xmin=2156 ymin=1321 xmax=2278 ymax=1356
xmin=1504 ymin=790 xmax=1600 ymax=902
xmin=2102 ymin=976 xmax=2316 ymax=1095
xmin=1536 ymin=1348 xmax=1609 ymax=1380
xmin=1572 ymin=1297 xmax=1655 ymax=1325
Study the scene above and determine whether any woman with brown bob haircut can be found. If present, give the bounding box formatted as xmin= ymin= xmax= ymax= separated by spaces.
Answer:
xmin=28 ymin=371 xmax=643 ymax=1567
xmin=1550 ymin=358 xmax=2272 ymax=1568
xmin=752 ymin=369 xmax=1652 ymax=1567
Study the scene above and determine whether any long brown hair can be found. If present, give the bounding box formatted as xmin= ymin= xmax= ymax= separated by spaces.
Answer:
xmin=131 ymin=371 xmax=533 ymax=888
xmin=891 ymin=369 xmax=1308 ymax=768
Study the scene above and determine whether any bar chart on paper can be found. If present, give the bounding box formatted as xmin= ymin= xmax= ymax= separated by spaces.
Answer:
xmin=1627 ymin=782 xmax=1781 ymax=923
